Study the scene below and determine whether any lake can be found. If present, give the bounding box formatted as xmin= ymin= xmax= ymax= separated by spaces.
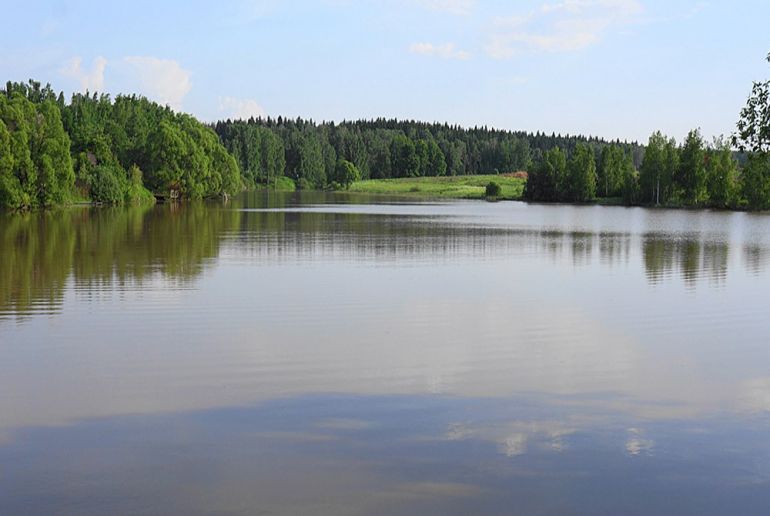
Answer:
xmin=2 ymin=192 xmax=770 ymax=515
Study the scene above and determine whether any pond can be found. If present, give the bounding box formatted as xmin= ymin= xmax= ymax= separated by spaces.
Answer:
xmin=1 ymin=192 xmax=770 ymax=515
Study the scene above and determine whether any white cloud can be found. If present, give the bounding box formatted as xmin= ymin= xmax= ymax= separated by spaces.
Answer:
xmin=445 ymin=420 xmax=575 ymax=458
xmin=625 ymin=427 xmax=654 ymax=456
xmin=499 ymin=433 xmax=528 ymax=457
xmin=60 ymin=56 xmax=107 ymax=92
xmin=486 ymin=0 xmax=643 ymax=58
xmin=122 ymin=56 xmax=192 ymax=111
xmin=414 ymin=0 xmax=475 ymax=15
xmin=218 ymin=96 xmax=267 ymax=120
xmin=409 ymin=42 xmax=471 ymax=60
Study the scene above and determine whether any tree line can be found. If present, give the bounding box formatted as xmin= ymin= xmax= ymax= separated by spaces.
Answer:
xmin=524 ymin=131 xmax=741 ymax=209
xmin=214 ymin=117 xmax=643 ymax=190
xmin=2 ymin=51 xmax=768 ymax=211
xmin=525 ymin=53 xmax=770 ymax=210
xmin=1 ymin=80 xmax=241 ymax=210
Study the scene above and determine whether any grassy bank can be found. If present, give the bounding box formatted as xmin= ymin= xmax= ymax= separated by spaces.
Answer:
xmin=348 ymin=175 xmax=526 ymax=200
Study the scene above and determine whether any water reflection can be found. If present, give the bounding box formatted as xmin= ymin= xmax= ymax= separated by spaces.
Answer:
xmin=642 ymin=236 xmax=730 ymax=286
xmin=3 ymin=193 xmax=770 ymax=514
xmin=3 ymin=196 xmax=770 ymax=320
xmin=2 ymin=394 xmax=769 ymax=516
xmin=0 ymin=203 xmax=241 ymax=318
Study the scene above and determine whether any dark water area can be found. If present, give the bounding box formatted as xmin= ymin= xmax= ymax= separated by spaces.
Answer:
xmin=2 ymin=192 xmax=770 ymax=515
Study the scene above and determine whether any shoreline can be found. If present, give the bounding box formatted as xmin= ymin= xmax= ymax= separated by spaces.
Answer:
xmin=2 ymin=181 xmax=763 ymax=214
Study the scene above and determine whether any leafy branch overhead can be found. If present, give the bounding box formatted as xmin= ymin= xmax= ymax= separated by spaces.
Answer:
xmin=733 ymin=52 xmax=770 ymax=153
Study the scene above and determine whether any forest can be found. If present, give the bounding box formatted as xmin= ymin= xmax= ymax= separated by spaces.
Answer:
xmin=525 ymin=53 xmax=770 ymax=210
xmin=524 ymin=132 xmax=746 ymax=209
xmin=0 ymin=80 xmax=240 ymax=210
xmin=1 ymin=52 xmax=769 ymax=210
xmin=214 ymin=117 xmax=643 ymax=191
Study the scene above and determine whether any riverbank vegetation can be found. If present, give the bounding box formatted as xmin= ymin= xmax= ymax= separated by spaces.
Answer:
xmin=2 ymin=53 xmax=769 ymax=211
xmin=524 ymin=133 xmax=745 ymax=209
xmin=1 ymin=80 xmax=240 ymax=210
xmin=524 ymin=53 xmax=770 ymax=210
xmin=215 ymin=117 xmax=641 ymax=191
xmin=348 ymin=174 xmax=525 ymax=200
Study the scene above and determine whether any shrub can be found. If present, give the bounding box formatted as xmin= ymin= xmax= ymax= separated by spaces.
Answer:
xmin=296 ymin=178 xmax=313 ymax=191
xmin=88 ymin=165 xmax=126 ymax=204
xmin=124 ymin=165 xmax=156 ymax=204
xmin=331 ymin=159 xmax=361 ymax=189
xmin=273 ymin=176 xmax=296 ymax=191
xmin=485 ymin=181 xmax=502 ymax=198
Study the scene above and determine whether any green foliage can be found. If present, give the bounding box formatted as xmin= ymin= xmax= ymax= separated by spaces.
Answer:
xmin=1 ymin=80 xmax=242 ymax=209
xmin=215 ymin=117 xmax=588 ymax=186
xmin=331 ymin=159 xmax=361 ymax=189
xmin=349 ymin=175 xmax=524 ymax=200
xmin=285 ymin=130 xmax=326 ymax=188
xmin=4 ymin=69 xmax=765 ymax=212
xmin=79 ymin=163 xmax=154 ymax=205
xmin=485 ymin=181 xmax=502 ymax=198
xmin=566 ymin=143 xmax=596 ymax=202
xmin=87 ymin=165 xmax=125 ymax=203
xmin=677 ymin=129 xmax=707 ymax=204
xmin=523 ymin=129 xmax=741 ymax=209
xmin=734 ymin=53 xmax=770 ymax=154
xmin=425 ymin=138 xmax=447 ymax=176
xmin=219 ymin=123 xmax=285 ymax=187
xmin=296 ymin=177 xmax=313 ymax=190
xmin=62 ymin=90 xmax=242 ymax=200
xmin=524 ymin=147 xmax=566 ymax=202
xmin=272 ymin=176 xmax=296 ymax=191
xmin=733 ymin=53 xmax=770 ymax=211
xmin=0 ymin=85 xmax=74 ymax=209
xmin=390 ymin=134 xmax=420 ymax=178
xmin=741 ymin=153 xmax=770 ymax=210
xmin=621 ymin=151 xmax=640 ymax=204
xmin=524 ymin=143 xmax=604 ymax=202
xmin=598 ymin=145 xmax=625 ymax=197
xmin=141 ymin=115 xmax=241 ymax=198
xmin=705 ymin=137 xmax=738 ymax=209
xmin=640 ymin=131 xmax=679 ymax=205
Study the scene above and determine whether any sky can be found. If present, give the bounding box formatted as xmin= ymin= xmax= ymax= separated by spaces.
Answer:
xmin=1 ymin=0 xmax=768 ymax=143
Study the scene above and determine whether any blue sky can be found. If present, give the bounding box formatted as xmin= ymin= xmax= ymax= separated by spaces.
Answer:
xmin=1 ymin=0 xmax=768 ymax=143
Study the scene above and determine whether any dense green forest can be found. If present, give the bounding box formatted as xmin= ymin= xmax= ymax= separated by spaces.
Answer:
xmin=524 ymin=131 xmax=743 ymax=208
xmin=1 ymin=80 xmax=240 ymax=209
xmin=214 ymin=117 xmax=644 ymax=190
xmin=525 ymin=53 xmax=770 ymax=210
xmin=1 ymin=52 xmax=769 ymax=210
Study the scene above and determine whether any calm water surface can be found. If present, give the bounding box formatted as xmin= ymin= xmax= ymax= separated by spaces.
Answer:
xmin=2 ymin=192 xmax=770 ymax=515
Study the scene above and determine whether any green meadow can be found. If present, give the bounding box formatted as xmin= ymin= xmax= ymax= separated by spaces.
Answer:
xmin=348 ymin=175 xmax=526 ymax=200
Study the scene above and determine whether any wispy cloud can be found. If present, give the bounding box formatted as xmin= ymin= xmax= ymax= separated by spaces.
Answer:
xmin=486 ymin=0 xmax=643 ymax=59
xmin=625 ymin=427 xmax=654 ymax=456
xmin=413 ymin=0 xmax=475 ymax=16
xmin=60 ymin=56 xmax=108 ymax=92
xmin=123 ymin=57 xmax=192 ymax=111
xmin=218 ymin=96 xmax=266 ymax=120
xmin=409 ymin=42 xmax=471 ymax=60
